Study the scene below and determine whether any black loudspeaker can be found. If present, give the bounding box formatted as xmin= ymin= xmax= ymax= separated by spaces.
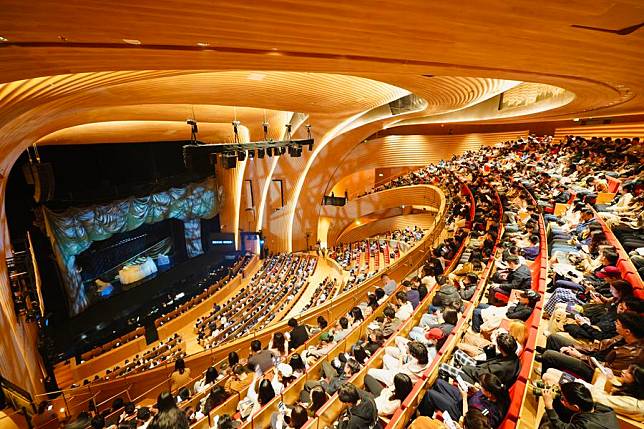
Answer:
xmin=144 ymin=322 xmax=159 ymax=345
xmin=30 ymin=163 xmax=55 ymax=202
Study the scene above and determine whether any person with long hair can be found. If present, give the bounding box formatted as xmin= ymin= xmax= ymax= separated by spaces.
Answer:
xmin=289 ymin=353 xmax=308 ymax=377
xmin=270 ymin=332 xmax=289 ymax=358
xmin=194 ymin=366 xmax=219 ymax=393
xmin=170 ymin=358 xmax=191 ymax=391
xmin=363 ymin=372 xmax=413 ymax=416
xmin=203 ymin=386 xmax=228 ymax=414
xmin=240 ymin=370 xmax=276 ymax=420
xmin=305 ymin=385 xmax=329 ymax=416
xmin=419 ymin=373 xmax=510 ymax=428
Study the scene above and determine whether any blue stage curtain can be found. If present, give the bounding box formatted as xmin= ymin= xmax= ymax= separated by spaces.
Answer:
xmin=43 ymin=178 xmax=219 ymax=315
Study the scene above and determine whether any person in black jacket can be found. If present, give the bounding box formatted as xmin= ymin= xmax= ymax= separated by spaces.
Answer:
xmin=337 ymin=383 xmax=381 ymax=429
xmin=287 ymin=318 xmax=309 ymax=350
xmin=489 ymin=256 xmax=531 ymax=304
xmin=541 ymin=381 xmax=619 ymax=429
xmin=563 ymin=284 xmax=642 ymax=342
xmin=440 ymin=333 xmax=520 ymax=387
xmin=505 ymin=289 xmax=540 ymax=321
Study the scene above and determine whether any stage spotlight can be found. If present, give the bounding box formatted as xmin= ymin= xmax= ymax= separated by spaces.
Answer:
xmin=280 ymin=146 xmax=287 ymax=155
xmin=222 ymin=153 xmax=237 ymax=169
xmin=237 ymin=150 xmax=246 ymax=161
xmin=287 ymin=145 xmax=295 ymax=156
xmin=267 ymin=147 xmax=273 ymax=157
xmin=187 ymin=119 xmax=199 ymax=143
xmin=307 ymin=141 xmax=313 ymax=151
xmin=257 ymin=148 xmax=265 ymax=158
xmin=248 ymin=149 xmax=255 ymax=159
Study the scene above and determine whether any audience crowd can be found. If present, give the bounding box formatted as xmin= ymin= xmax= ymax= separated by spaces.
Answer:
xmin=51 ymin=134 xmax=643 ymax=429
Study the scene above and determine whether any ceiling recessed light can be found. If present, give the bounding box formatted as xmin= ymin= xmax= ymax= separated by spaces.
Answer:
xmin=197 ymin=42 xmax=209 ymax=47
xmin=122 ymin=38 xmax=142 ymax=45
xmin=0 ymin=36 xmax=7 ymax=42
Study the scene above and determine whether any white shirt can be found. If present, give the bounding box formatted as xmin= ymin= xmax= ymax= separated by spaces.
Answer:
xmin=395 ymin=302 xmax=413 ymax=321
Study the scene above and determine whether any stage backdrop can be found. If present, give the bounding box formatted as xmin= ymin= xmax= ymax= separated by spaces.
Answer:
xmin=42 ymin=177 xmax=219 ymax=315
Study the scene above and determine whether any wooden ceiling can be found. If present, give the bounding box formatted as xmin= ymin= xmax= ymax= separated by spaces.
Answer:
xmin=0 ymin=0 xmax=642 ymax=251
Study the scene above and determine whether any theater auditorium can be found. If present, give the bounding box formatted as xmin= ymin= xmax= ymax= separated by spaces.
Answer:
xmin=0 ymin=2 xmax=642 ymax=429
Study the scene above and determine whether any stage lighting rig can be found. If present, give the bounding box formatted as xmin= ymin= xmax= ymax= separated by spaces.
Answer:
xmin=182 ymin=123 xmax=313 ymax=170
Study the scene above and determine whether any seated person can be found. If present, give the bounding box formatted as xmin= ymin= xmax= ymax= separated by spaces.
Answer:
xmin=363 ymin=372 xmax=413 ymax=417
xmin=458 ymin=320 xmax=526 ymax=361
xmin=302 ymin=332 xmax=336 ymax=365
xmin=537 ymin=312 xmax=643 ymax=382
xmin=409 ymin=307 xmax=458 ymax=348
xmin=336 ymin=383 xmax=381 ymax=429
xmin=440 ymin=333 xmax=520 ymax=387
xmin=488 ymin=256 xmax=531 ymax=304
xmin=540 ymin=381 xmax=619 ymax=429
xmin=247 ymin=340 xmax=278 ymax=373
xmin=394 ymin=292 xmax=414 ymax=321
xmin=379 ymin=306 xmax=402 ymax=338
xmin=367 ymin=340 xmax=429 ymax=385
xmin=419 ymin=373 xmax=510 ymax=429
xmin=332 ymin=317 xmax=351 ymax=341
xmin=224 ymin=364 xmax=253 ymax=394
xmin=300 ymin=358 xmax=361 ymax=402
xmin=472 ymin=289 xmax=540 ymax=333
xmin=540 ymin=364 xmax=643 ymax=420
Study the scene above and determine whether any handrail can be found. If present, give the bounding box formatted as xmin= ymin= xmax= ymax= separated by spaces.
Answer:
xmin=382 ymin=181 xmax=502 ymax=429
xmin=589 ymin=205 xmax=643 ymax=287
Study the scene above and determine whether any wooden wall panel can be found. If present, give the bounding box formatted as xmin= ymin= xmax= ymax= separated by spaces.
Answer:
xmin=0 ymin=180 xmax=46 ymax=396
xmin=554 ymin=123 xmax=644 ymax=140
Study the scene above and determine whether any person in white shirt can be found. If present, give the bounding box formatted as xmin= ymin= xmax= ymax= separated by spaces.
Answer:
xmin=363 ymin=372 xmax=414 ymax=416
xmin=381 ymin=274 xmax=397 ymax=295
xmin=394 ymin=292 xmax=413 ymax=321
xmin=367 ymin=340 xmax=429 ymax=385
xmin=332 ymin=317 xmax=351 ymax=342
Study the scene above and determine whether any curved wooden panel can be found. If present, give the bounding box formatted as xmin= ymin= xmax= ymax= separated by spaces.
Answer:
xmin=554 ymin=123 xmax=644 ymax=140
xmin=337 ymin=213 xmax=436 ymax=244
xmin=322 ymin=185 xmax=442 ymax=246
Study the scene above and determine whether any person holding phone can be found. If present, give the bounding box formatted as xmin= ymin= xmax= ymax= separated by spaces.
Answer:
xmin=540 ymin=364 xmax=644 ymax=420
xmin=541 ymin=382 xmax=619 ymax=429
xmin=418 ymin=373 xmax=509 ymax=429
xmin=538 ymin=312 xmax=644 ymax=382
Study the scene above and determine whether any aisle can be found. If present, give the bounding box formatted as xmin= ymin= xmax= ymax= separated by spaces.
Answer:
xmin=284 ymin=256 xmax=341 ymax=319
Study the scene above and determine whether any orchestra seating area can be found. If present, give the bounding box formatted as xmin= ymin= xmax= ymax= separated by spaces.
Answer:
xmin=25 ymin=134 xmax=644 ymax=429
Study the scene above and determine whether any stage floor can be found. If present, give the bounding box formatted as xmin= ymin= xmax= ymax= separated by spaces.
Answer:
xmin=49 ymin=251 xmax=234 ymax=362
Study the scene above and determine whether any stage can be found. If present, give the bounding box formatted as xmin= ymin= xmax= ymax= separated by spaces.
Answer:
xmin=48 ymin=249 xmax=238 ymax=362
